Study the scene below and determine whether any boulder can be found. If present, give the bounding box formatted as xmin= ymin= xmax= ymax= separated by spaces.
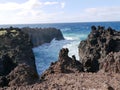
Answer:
xmin=41 ymin=48 xmax=83 ymax=79
xmin=78 ymin=26 xmax=120 ymax=72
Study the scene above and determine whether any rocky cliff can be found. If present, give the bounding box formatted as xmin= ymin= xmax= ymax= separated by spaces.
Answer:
xmin=0 ymin=27 xmax=38 ymax=87
xmin=79 ymin=26 xmax=120 ymax=72
xmin=21 ymin=27 xmax=64 ymax=47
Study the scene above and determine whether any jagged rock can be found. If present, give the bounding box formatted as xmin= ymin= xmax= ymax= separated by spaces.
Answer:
xmin=21 ymin=27 xmax=64 ymax=47
xmin=100 ymin=52 xmax=120 ymax=73
xmin=79 ymin=26 xmax=120 ymax=72
xmin=41 ymin=48 xmax=83 ymax=79
xmin=0 ymin=27 xmax=38 ymax=87
xmin=7 ymin=64 xmax=38 ymax=86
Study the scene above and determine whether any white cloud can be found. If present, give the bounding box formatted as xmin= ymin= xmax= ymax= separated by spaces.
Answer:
xmin=0 ymin=0 xmax=65 ymax=24
xmin=61 ymin=2 xmax=65 ymax=9
xmin=44 ymin=2 xmax=58 ymax=5
xmin=1 ymin=0 xmax=120 ymax=24
xmin=71 ymin=7 xmax=120 ymax=22
xmin=0 ymin=2 xmax=20 ymax=11
xmin=56 ymin=7 xmax=120 ymax=23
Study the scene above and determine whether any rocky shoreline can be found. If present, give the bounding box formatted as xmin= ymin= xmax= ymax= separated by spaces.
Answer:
xmin=0 ymin=26 xmax=120 ymax=90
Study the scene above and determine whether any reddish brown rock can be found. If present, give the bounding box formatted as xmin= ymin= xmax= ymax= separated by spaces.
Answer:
xmin=1 ymin=73 xmax=120 ymax=90
xmin=41 ymin=48 xmax=83 ymax=79
xmin=100 ymin=52 xmax=120 ymax=73
xmin=7 ymin=64 xmax=38 ymax=86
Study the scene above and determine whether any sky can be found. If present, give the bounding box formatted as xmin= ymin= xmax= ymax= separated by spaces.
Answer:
xmin=0 ymin=0 xmax=120 ymax=24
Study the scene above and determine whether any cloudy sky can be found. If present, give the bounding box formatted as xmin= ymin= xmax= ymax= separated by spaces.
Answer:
xmin=0 ymin=0 xmax=120 ymax=24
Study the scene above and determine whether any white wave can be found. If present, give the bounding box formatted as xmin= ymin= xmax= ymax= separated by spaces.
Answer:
xmin=63 ymin=40 xmax=80 ymax=60
xmin=33 ymin=33 xmax=88 ymax=75
xmin=64 ymin=36 xmax=75 ymax=40
xmin=33 ymin=39 xmax=71 ymax=74
xmin=64 ymin=33 xmax=88 ymax=41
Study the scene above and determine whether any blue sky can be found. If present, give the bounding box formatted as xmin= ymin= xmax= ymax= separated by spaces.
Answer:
xmin=0 ymin=0 xmax=120 ymax=24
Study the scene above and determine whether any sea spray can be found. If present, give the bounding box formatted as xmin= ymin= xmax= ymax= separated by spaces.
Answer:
xmin=33 ymin=33 xmax=88 ymax=74
xmin=33 ymin=39 xmax=71 ymax=74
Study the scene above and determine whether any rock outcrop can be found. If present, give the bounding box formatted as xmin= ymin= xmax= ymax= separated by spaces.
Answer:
xmin=41 ymin=48 xmax=83 ymax=79
xmin=21 ymin=27 xmax=64 ymax=47
xmin=100 ymin=52 xmax=120 ymax=73
xmin=79 ymin=26 xmax=120 ymax=72
xmin=0 ymin=27 xmax=38 ymax=87
xmin=7 ymin=64 xmax=38 ymax=86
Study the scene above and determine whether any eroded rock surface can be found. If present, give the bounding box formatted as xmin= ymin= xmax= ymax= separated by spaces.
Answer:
xmin=7 ymin=64 xmax=38 ymax=86
xmin=1 ymin=73 xmax=120 ymax=90
xmin=41 ymin=48 xmax=83 ymax=79
xmin=22 ymin=27 xmax=64 ymax=47
xmin=100 ymin=52 xmax=120 ymax=73
xmin=79 ymin=26 xmax=120 ymax=72
xmin=0 ymin=27 xmax=38 ymax=87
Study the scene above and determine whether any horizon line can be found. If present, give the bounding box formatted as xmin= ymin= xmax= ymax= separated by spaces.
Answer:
xmin=0 ymin=21 xmax=120 ymax=25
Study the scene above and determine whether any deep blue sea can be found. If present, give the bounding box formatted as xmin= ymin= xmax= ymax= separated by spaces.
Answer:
xmin=0 ymin=22 xmax=120 ymax=74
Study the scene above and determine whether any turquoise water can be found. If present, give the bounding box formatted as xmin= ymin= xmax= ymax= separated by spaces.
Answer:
xmin=1 ymin=22 xmax=120 ymax=74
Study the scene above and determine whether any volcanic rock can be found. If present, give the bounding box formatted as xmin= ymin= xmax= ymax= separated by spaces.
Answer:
xmin=7 ymin=64 xmax=38 ymax=86
xmin=0 ymin=76 xmax=8 ymax=87
xmin=79 ymin=26 xmax=120 ymax=72
xmin=41 ymin=48 xmax=83 ymax=79
xmin=2 ymin=73 xmax=120 ymax=90
xmin=0 ymin=27 xmax=38 ymax=87
xmin=100 ymin=52 xmax=120 ymax=73
xmin=21 ymin=27 xmax=64 ymax=47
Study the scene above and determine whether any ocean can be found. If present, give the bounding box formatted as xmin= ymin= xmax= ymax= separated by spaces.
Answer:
xmin=1 ymin=22 xmax=120 ymax=74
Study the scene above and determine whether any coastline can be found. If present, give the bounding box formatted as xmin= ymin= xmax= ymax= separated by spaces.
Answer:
xmin=0 ymin=25 xmax=120 ymax=90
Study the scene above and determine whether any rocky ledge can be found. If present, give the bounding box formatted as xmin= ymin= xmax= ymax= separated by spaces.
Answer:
xmin=21 ymin=27 xmax=64 ymax=47
xmin=0 ymin=27 xmax=38 ymax=87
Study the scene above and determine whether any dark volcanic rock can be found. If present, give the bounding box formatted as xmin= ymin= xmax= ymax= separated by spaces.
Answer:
xmin=0 ymin=76 xmax=8 ymax=87
xmin=79 ymin=26 xmax=120 ymax=72
xmin=41 ymin=48 xmax=83 ymax=79
xmin=1 ymin=54 xmax=17 ymax=75
xmin=0 ymin=28 xmax=38 ymax=87
xmin=22 ymin=27 xmax=64 ymax=47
